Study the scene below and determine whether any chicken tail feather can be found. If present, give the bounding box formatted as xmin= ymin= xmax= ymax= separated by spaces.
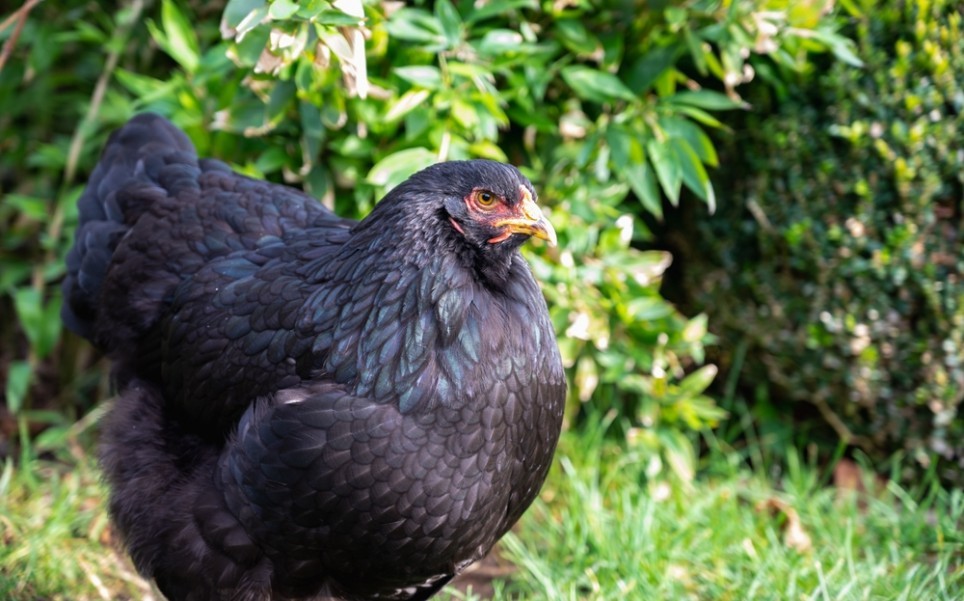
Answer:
xmin=61 ymin=113 xmax=196 ymax=341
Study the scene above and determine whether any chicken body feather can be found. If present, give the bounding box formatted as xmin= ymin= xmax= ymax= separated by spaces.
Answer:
xmin=63 ymin=114 xmax=565 ymax=600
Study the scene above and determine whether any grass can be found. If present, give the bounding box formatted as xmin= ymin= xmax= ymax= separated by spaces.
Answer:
xmin=499 ymin=418 xmax=963 ymax=600
xmin=0 ymin=413 xmax=961 ymax=600
xmin=0 ymin=426 xmax=150 ymax=600
xmin=0 ymin=463 xmax=128 ymax=600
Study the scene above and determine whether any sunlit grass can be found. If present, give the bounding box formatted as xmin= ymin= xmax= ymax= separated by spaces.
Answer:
xmin=0 ymin=433 xmax=153 ymax=600
xmin=500 ymin=418 xmax=963 ymax=600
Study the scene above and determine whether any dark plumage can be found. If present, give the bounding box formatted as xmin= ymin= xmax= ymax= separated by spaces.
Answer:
xmin=63 ymin=114 xmax=566 ymax=601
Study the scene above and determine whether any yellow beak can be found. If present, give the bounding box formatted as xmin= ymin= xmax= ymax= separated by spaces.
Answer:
xmin=493 ymin=186 xmax=558 ymax=246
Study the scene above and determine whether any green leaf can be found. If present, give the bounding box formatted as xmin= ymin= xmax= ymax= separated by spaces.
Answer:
xmin=229 ymin=25 xmax=271 ymax=66
xmin=65 ymin=20 xmax=108 ymax=44
xmin=394 ymin=65 xmax=443 ymax=89
xmin=292 ymin=0 xmax=363 ymax=23
xmin=434 ymin=0 xmax=462 ymax=48
xmin=0 ymin=263 xmax=31 ymax=293
xmin=328 ymin=134 xmax=374 ymax=159
xmin=555 ymin=19 xmax=600 ymax=56
xmin=253 ymin=147 xmax=290 ymax=174
xmin=14 ymin=289 xmax=61 ymax=359
xmin=624 ymin=44 xmax=682 ymax=94
xmin=385 ymin=8 xmax=445 ymax=47
xmin=674 ymin=105 xmax=724 ymax=128
xmin=14 ymin=288 xmax=43 ymax=348
xmin=466 ymin=0 xmax=537 ymax=23
xmin=115 ymin=69 xmax=174 ymax=99
xmin=476 ymin=29 xmax=525 ymax=55
xmin=607 ymin=126 xmax=662 ymax=218
xmin=386 ymin=89 xmax=431 ymax=121
xmin=33 ymin=422 xmax=72 ymax=454
xmin=667 ymin=90 xmax=747 ymax=111
xmin=561 ymin=66 xmax=637 ymax=104
xmin=367 ymin=148 xmax=437 ymax=189
xmin=320 ymin=95 xmax=347 ymax=129
xmin=664 ymin=5 xmax=687 ymax=28
xmin=604 ymin=125 xmax=633 ymax=169
xmin=4 ymin=194 xmax=49 ymax=220
xmin=266 ymin=80 xmax=296 ymax=123
xmin=808 ymin=27 xmax=864 ymax=67
xmin=27 ymin=143 xmax=66 ymax=170
xmin=574 ymin=130 xmax=599 ymax=169
xmin=467 ymin=140 xmax=507 ymax=162
xmin=268 ymin=0 xmax=299 ymax=20
xmin=687 ymin=395 xmax=728 ymax=423
xmin=309 ymin=9 xmax=367 ymax=26
xmin=683 ymin=27 xmax=708 ymax=76
xmin=626 ymin=297 xmax=675 ymax=321
xmin=627 ymin=161 xmax=662 ymax=219
xmin=236 ymin=7 xmax=269 ymax=39
xmin=222 ymin=0 xmax=267 ymax=34
xmin=450 ymin=98 xmax=479 ymax=129
xmin=304 ymin=164 xmax=331 ymax=200
xmin=646 ymin=138 xmax=681 ymax=205
xmin=677 ymin=365 xmax=718 ymax=398
xmin=660 ymin=116 xmax=718 ymax=166
xmin=670 ymin=137 xmax=716 ymax=212
xmin=446 ymin=61 xmax=495 ymax=83
xmin=152 ymin=0 xmax=200 ymax=73
xmin=654 ymin=61 xmax=678 ymax=99
xmin=404 ymin=107 xmax=433 ymax=140
xmin=5 ymin=361 xmax=31 ymax=414
xmin=682 ymin=314 xmax=709 ymax=343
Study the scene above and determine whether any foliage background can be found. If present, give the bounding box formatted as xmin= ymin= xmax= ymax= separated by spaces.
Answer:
xmin=662 ymin=0 xmax=963 ymax=483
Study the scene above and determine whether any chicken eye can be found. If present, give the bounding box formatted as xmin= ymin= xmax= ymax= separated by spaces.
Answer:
xmin=476 ymin=190 xmax=497 ymax=207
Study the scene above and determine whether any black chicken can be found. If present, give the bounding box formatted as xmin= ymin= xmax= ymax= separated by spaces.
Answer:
xmin=62 ymin=114 xmax=566 ymax=601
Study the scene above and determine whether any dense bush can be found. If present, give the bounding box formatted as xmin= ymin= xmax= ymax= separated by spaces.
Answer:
xmin=670 ymin=0 xmax=962 ymax=480
xmin=1 ymin=0 xmax=848 ymax=478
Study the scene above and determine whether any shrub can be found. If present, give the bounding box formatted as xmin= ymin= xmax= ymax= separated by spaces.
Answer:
xmin=670 ymin=0 xmax=963 ymax=481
